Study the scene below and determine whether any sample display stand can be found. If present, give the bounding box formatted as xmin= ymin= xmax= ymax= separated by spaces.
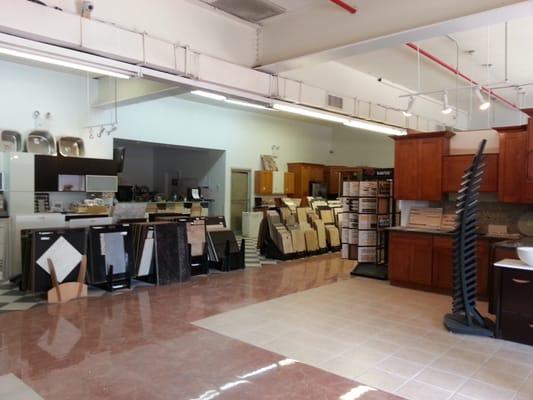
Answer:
xmin=342 ymin=168 xmax=397 ymax=280
xmin=444 ymin=140 xmax=494 ymax=336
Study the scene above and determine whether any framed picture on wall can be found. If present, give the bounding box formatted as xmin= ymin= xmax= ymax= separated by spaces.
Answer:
xmin=261 ymin=155 xmax=278 ymax=171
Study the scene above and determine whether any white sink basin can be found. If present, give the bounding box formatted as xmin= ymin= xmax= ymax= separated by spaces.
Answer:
xmin=517 ymin=247 xmax=533 ymax=266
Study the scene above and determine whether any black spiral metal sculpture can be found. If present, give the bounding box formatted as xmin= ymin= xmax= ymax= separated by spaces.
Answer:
xmin=443 ymin=139 xmax=494 ymax=336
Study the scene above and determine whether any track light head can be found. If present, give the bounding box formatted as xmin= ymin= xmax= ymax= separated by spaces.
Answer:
xmin=475 ymin=87 xmax=491 ymax=111
xmin=441 ymin=91 xmax=453 ymax=115
xmin=403 ymin=96 xmax=415 ymax=117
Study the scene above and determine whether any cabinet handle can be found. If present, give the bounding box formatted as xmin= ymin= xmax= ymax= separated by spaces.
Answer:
xmin=512 ymin=278 xmax=531 ymax=284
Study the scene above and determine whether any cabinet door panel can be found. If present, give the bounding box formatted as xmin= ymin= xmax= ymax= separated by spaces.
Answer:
xmin=394 ymin=140 xmax=418 ymax=200
xmin=432 ymin=237 xmax=454 ymax=290
xmin=388 ymin=233 xmax=411 ymax=282
xmin=443 ymin=154 xmax=498 ymax=193
xmin=498 ymin=131 xmax=527 ymax=203
xmin=418 ymin=139 xmax=443 ymax=201
xmin=476 ymin=240 xmax=490 ymax=298
xmin=409 ymin=237 xmax=433 ymax=286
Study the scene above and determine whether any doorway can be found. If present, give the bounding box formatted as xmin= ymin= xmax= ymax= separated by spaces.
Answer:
xmin=230 ymin=169 xmax=250 ymax=234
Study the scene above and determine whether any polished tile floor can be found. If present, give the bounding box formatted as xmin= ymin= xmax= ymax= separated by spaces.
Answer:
xmin=0 ymin=253 xmax=403 ymax=399
xmin=195 ymin=275 xmax=533 ymax=400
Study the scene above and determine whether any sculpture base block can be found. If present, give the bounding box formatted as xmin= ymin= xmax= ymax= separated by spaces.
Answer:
xmin=443 ymin=313 xmax=495 ymax=337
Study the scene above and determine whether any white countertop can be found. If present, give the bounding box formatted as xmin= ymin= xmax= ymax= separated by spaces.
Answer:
xmin=494 ymin=259 xmax=533 ymax=271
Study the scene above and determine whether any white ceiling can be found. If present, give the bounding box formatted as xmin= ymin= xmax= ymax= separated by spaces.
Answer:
xmin=338 ymin=15 xmax=533 ymax=116
xmin=270 ymin=0 xmax=357 ymax=13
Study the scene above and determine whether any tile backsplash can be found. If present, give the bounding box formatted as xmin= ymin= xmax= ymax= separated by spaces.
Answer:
xmin=438 ymin=194 xmax=533 ymax=235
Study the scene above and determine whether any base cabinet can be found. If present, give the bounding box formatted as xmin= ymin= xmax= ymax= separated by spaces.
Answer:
xmin=389 ymin=231 xmax=491 ymax=297
xmin=495 ymin=267 xmax=533 ymax=346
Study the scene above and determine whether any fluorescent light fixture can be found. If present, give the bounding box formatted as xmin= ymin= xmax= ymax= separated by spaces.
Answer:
xmin=273 ymin=103 xmax=348 ymax=124
xmin=190 ymin=90 xmax=226 ymax=101
xmin=225 ymin=99 xmax=270 ymax=110
xmin=0 ymin=46 xmax=131 ymax=79
xmin=344 ymin=118 xmax=407 ymax=136
xmin=475 ymin=87 xmax=491 ymax=110
xmin=402 ymin=96 xmax=415 ymax=117
xmin=441 ymin=91 xmax=453 ymax=114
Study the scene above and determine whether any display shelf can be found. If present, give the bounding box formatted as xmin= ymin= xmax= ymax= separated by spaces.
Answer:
xmin=341 ymin=168 xmax=398 ymax=280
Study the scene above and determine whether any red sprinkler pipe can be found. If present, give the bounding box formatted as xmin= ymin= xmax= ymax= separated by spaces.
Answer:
xmin=329 ymin=0 xmax=357 ymax=14
xmin=406 ymin=42 xmax=519 ymax=110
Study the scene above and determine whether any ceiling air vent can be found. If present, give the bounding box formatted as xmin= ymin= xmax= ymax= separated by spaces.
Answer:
xmin=327 ymin=94 xmax=344 ymax=110
xmin=207 ymin=0 xmax=286 ymax=23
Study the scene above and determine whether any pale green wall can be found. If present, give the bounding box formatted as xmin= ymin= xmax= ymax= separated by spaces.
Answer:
xmin=329 ymin=126 xmax=395 ymax=168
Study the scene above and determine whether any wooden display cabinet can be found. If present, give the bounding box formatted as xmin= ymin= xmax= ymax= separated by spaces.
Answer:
xmin=392 ymin=131 xmax=453 ymax=201
xmin=254 ymin=171 xmax=273 ymax=195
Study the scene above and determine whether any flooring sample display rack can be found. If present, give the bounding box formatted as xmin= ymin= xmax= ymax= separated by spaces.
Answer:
xmin=444 ymin=139 xmax=494 ymax=336
xmin=341 ymin=168 xmax=398 ymax=280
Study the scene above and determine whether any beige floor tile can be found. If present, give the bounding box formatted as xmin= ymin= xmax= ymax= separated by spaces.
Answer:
xmin=445 ymin=347 xmax=491 ymax=364
xmin=430 ymin=355 xmax=481 ymax=377
xmin=357 ymin=368 xmax=407 ymax=393
xmin=395 ymin=380 xmax=453 ymax=400
xmin=415 ymin=367 xmax=468 ymax=392
xmin=518 ymin=377 xmax=533 ymax=396
xmin=394 ymin=347 xmax=440 ymax=365
xmin=457 ymin=379 xmax=517 ymax=400
xmin=342 ymin=346 xmax=390 ymax=366
xmin=484 ymin=356 xmax=533 ymax=380
xmin=316 ymin=355 xmax=371 ymax=380
xmin=472 ymin=365 xmax=526 ymax=391
xmin=493 ymin=348 xmax=533 ymax=365
xmin=375 ymin=356 xmax=424 ymax=379
xmin=359 ymin=338 xmax=401 ymax=354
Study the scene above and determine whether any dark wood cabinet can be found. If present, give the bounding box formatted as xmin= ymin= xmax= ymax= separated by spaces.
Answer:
xmin=432 ymin=236 xmax=454 ymax=290
xmin=498 ymin=128 xmax=528 ymax=203
xmin=390 ymin=231 xmax=491 ymax=297
xmin=35 ymin=155 xmax=59 ymax=192
xmin=389 ymin=232 xmax=432 ymax=286
xmin=494 ymin=265 xmax=533 ymax=346
xmin=34 ymin=155 xmax=117 ymax=192
xmin=443 ymin=154 xmax=499 ymax=193
xmin=393 ymin=131 xmax=453 ymax=201
xmin=325 ymin=166 xmax=363 ymax=196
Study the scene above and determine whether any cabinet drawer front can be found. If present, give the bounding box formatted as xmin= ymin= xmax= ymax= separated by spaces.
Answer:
xmin=501 ymin=270 xmax=533 ymax=316
xmin=500 ymin=312 xmax=533 ymax=346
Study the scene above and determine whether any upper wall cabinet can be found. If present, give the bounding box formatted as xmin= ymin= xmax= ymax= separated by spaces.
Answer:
xmin=287 ymin=163 xmax=325 ymax=199
xmin=443 ymin=154 xmax=499 ymax=193
xmin=392 ymin=132 xmax=453 ymax=201
xmin=494 ymin=122 xmax=533 ymax=204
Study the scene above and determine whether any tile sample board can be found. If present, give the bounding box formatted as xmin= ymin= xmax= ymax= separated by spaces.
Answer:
xmin=29 ymin=228 xmax=87 ymax=293
xmin=154 ymin=222 xmax=190 ymax=285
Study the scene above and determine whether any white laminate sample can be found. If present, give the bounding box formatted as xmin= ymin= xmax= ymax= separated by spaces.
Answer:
xmin=36 ymin=236 xmax=82 ymax=282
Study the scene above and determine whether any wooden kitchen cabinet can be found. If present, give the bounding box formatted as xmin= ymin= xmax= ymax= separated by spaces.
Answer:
xmin=432 ymin=236 xmax=454 ymax=291
xmin=287 ymin=163 xmax=325 ymax=199
xmin=389 ymin=232 xmax=433 ymax=287
xmin=390 ymin=231 xmax=491 ymax=297
xmin=254 ymin=171 xmax=273 ymax=195
xmin=393 ymin=131 xmax=453 ymax=201
xmin=443 ymin=154 xmax=499 ymax=193
xmin=325 ymin=166 xmax=364 ymax=196
xmin=283 ymin=172 xmax=295 ymax=194
xmin=255 ymin=171 xmax=295 ymax=195
xmin=498 ymin=127 xmax=528 ymax=203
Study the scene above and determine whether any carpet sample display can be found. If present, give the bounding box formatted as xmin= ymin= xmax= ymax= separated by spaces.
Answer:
xmin=313 ymin=220 xmax=327 ymax=249
xmin=304 ymin=230 xmax=319 ymax=252
xmin=326 ymin=226 xmax=340 ymax=247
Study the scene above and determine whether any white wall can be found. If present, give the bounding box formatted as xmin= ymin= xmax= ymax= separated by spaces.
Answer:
xmin=0 ymin=59 xmax=87 ymax=137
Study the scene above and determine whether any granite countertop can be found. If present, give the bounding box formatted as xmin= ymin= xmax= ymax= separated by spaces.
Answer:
xmin=386 ymin=226 xmax=524 ymax=241
xmin=492 ymin=238 xmax=533 ymax=249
